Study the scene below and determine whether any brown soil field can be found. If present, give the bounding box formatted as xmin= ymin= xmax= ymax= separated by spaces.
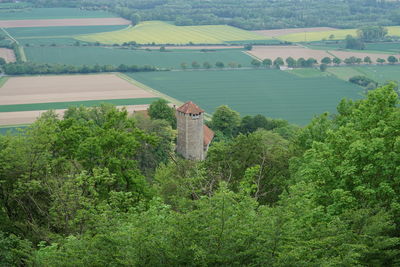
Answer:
xmin=253 ymin=27 xmax=337 ymax=38
xmin=0 ymin=18 xmax=130 ymax=28
xmin=0 ymin=74 xmax=155 ymax=105
xmin=0 ymin=105 xmax=150 ymax=126
xmin=247 ymin=46 xmax=332 ymax=61
xmin=140 ymin=45 xmax=244 ymax=50
xmin=328 ymin=50 xmax=400 ymax=62
xmin=0 ymin=48 xmax=16 ymax=63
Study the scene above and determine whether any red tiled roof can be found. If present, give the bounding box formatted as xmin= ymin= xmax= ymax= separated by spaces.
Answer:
xmin=203 ymin=125 xmax=214 ymax=146
xmin=177 ymin=101 xmax=204 ymax=114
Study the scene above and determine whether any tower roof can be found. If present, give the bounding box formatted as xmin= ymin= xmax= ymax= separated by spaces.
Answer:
xmin=177 ymin=101 xmax=204 ymax=114
xmin=203 ymin=125 xmax=214 ymax=146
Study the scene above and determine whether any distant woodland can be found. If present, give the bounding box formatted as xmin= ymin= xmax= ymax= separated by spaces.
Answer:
xmin=21 ymin=0 xmax=400 ymax=29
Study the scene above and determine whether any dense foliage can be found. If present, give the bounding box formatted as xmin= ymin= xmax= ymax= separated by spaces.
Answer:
xmin=21 ymin=0 xmax=400 ymax=30
xmin=0 ymin=83 xmax=399 ymax=265
xmin=3 ymin=62 xmax=157 ymax=75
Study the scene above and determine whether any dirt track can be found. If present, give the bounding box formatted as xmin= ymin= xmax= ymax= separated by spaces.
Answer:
xmin=0 ymin=74 xmax=155 ymax=105
xmin=0 ymin=18 xmax=130 ymax=28
xmin=0 ymin=48 xmax=16 ymax=63
xmin=0 ymin=105 xmax=150 ymax=126
xmin=253 ymin=27 xmax=337 ymax=38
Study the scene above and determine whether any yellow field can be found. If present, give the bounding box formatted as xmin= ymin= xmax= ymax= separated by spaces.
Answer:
xmin=76 ymin=21 xmax=270 ymax=45
xmin=278 ymin=26 xmax=400 ymax=42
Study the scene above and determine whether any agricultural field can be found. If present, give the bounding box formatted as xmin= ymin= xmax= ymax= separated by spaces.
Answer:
xmin=327 ymin=65 xmax=400 ymax=83
xmin=6 ymin=25 xmax=129 ymax=38
xmin=0 ymin=18 xmax=130 ymax=28
xmin=278 ymin=26 xmax=400 ymax=42
xmin=77 ymin=21 xmax=273 ymax=45
xmin=24 ymin=46 xmax=253 ymax=69
xmin=0 ymin=74 xmax=158 ymax=125
xmin=253 ymin=27 xmax=337 ymax=38
xmin=306 ymin=42 xmax=400 ymax=54
xmin=247 ymin=46 xmax=332 ymax=61
xmin=0 ymin=8 xmax=117 ymax=21
xmin=0 ymin=48 xmax=16 ymax=63
xmin=128 ymin=69 xmax=362 ymax=125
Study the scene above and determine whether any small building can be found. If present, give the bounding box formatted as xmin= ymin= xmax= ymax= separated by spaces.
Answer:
xmin=176 ymin=101 xmax=214 ymax=160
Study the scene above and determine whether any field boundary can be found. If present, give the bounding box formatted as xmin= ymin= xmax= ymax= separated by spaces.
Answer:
xmin=0 ymin=77 xmax=9 ymax=88
xmin=117 ymin=73 xmax=184 ymax=107
xmin=118 ymin=73 xmax=212 ymax=119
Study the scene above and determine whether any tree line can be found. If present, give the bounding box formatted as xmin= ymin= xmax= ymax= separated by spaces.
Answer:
xmin=22 ymin=0 xmax=400 ymax=30
xmin=2 ymin=62 xmax=157 ymax=75
xmin=1 ymin=82 xmax=400 ymax=266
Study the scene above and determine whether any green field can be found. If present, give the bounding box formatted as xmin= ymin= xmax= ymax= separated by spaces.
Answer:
xmin=305 ymin=41 xmax=400 ymax=54
xmin=18 ymin=38 xmax=88 ymax=46
xmin=0 ymin=8 xmax=117 ymax=20
xmin=0 ymin=125 xmax=27 ymax=135
xmin=7 ymin=25 xmax=129 ymax=38
xmin=328 ymin=65 xmax=400 ymax=83
xmin=77 ymin=21 xmax=272 ymax=45
xmin=128 ymin=69 xmax=362 ymax=125
xmin=279 ymin=26 xmax=400 ymax=42
xmin=0 ymin=98 xmax=159 ymax=113
xmin=25 ymin=46 xmax=253 ymax=68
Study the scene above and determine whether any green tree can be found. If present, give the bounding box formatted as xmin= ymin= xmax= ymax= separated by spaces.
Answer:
xmin=0 ymin=57 xmax=6 ymax=66
xmin=262 ymin=58 xmax=272 ymax=68
xmin=191 ymin=61 xmax=200 ymax=68
xmin=210 ymin=105 xmax=240 ymax=137
xmin=273 ymin=57 xmax=284 ymax=68
xmin=215 ymin=61 xmax=224 ymax=68
xmin=203 ymin=62 xmax=212 ymax=69
xmin=387 ymin=55 xmax=398 ymax=64
xmin=363 ymin=56 xmax=372 ymax=64
xmin=321 ymin=57 xmax=332 ymax=64
xmin=148 ymin=99 xmax=177 ymax=128
xmin=319 ymin=63 xmax=328 ymax=72
xmin=377 ymin=58 xmax=386 ymax=64
xmin=357 ymin=26 xmax=388 ymax=41
xmin=251 ymin=59 xmax=261 ymax=68
xmin=285 ymin=57 xmax=296 ymax=68
xmin=333 ymin=57 xmax=342 ymax=65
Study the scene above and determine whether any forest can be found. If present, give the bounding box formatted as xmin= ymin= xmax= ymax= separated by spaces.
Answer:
xmin=1 ymin=84 xmax=399 ymax=266
xmin=19 ymin=0 xmax=400 ymax=29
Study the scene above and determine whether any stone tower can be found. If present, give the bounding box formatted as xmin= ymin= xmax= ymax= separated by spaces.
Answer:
xmin=176 ymin=101 xmax=206 ymax=160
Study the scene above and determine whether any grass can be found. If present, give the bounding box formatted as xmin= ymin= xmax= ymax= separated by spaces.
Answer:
xmin=0 ymin=77 xmax=8 ymax=88
xmin=286 ymin=68 xmax=331 ymax=78
xmin=0 ymin=98 xmax=159 ymax=113
xmin=278 ymin=26 xmax=400 ymax=42
xmin=24 ymin=46 xmax=254 ymax=69
xmin=128 ymin=69 xmax=363 ymax=125
xmin=0 ymin=8 xmax=117 ymax=20
xmin=18 ymin=38 xmax=88 ymax=46
xmin=77 ymin=21 xmax=273 ymax=45
xmin=7 ymin=25 xmax=129 ymax=38
xmin=327 ymin=65 xmax=400 ymax=83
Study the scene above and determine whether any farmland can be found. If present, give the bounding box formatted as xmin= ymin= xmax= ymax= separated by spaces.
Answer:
xmin=128 ymin=69 xmax=362 ymax=125
xmin=327 ymin=65 xmax=400 ymax=83
xmin=0 ymin=8 xmax=117 ymax=20
xmin=253 ymin=27 xmax=337 ymax=38
xmin=278 ymin=26 xmax=400 ymax=42
xmin=24 ymin=46 xmax=253 ymax=69
xmin=77 ymin=21 xmax=273 ymax=45
xmin=6 ymin=25 xmax=129 ymax=38
xmin=0 ymin=74 xmax=159 ymax=125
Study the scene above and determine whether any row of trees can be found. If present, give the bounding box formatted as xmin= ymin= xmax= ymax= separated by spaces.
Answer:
xmin=180 ymin=61 xmax=242 ymax=69
xmin=1 ymin=83 xmax=400 ymax=265
xmin=2 ymin=62 xmax=157 ymax=75
xmin=251 ymin=55 xmax=400 ymax=69
xmin=25 ymin=0 xmax=400 ymax=30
